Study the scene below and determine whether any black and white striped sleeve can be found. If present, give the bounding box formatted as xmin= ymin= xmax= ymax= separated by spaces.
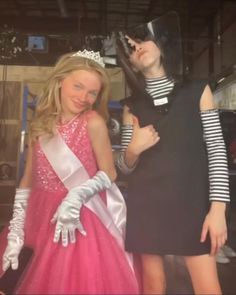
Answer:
xmin=116 ymin=125 xmax=137 ymax=174
xmin=120 ymin=125 xmax=133 ymax=152
xmin=200 ymin=109 xmax=230 ymax=202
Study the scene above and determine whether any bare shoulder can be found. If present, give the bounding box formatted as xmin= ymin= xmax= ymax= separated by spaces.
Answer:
xmin=87 ymin=110 xmax=112 ymax=153
xmin=200 ymin=84 xmax=216 ymax=111
xmin=87 ymin=110 xmax=107 ymax=133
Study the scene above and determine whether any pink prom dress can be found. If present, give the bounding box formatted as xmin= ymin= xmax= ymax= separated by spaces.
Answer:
xmin=0 ymin=111 xmax=139 ymax=294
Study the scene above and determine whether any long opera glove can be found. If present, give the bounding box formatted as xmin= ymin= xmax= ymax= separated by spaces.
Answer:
xmin=2 ymin=188 xmax=30 ymax=271
xmin=51 ymin=171 xmax=111 ymax=247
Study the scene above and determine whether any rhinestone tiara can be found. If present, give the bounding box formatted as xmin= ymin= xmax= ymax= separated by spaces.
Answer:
xmin=71 ymin=49 xmax=105 ymax=68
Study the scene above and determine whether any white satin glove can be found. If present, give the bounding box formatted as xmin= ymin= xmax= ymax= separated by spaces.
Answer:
xmin=51 ymin=191 xmax=85 ymax=247
xmin=2 ymin=188 xmax=30 ymax=272
xmin=51 ymin=171 xmax=112 ymax=247
xmin=2 ymin=239 xmax=23 ymax=271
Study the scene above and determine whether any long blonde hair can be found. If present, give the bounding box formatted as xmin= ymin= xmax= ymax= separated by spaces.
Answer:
xmin=30 ymin=52 xmax=110 ymax=141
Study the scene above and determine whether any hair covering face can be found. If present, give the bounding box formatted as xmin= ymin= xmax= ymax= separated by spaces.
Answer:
xmin=116 ymin=11 xmax=183 ymax=91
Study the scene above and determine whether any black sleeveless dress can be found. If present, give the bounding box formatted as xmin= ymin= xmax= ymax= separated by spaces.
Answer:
xmin=123 ymin=79 xmax=211 ymax=255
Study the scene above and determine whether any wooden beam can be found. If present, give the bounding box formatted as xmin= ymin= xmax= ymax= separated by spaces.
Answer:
xmin=0 ymin=16 xmax=102 ymax=34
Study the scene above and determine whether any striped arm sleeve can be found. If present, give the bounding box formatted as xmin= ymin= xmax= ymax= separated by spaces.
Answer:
xmin=120 ymin=125 xmax=133 ymax=152
xmin=116 ymin=125 xmax=137 ymax=174
xmin=200 ymin=109 xmax=230 ymax=202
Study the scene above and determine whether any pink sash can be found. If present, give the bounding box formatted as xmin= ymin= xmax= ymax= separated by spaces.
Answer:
xmin=39 ymin=132 xmax=134 ymax=271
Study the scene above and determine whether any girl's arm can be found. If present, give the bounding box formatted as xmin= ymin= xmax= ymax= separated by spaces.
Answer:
xmin=120 ymin=105 xmax=160 ymax=169
xmin=200 ymin=84 xmax=229 ymax=204
xmin=51 ymin=112 xmax=117 ymax=246
xmin=18 ymin=140 xmax=33 ymax=188
xmin=122 ymin=105 xmax=140 ymax=168
xmin=199 ymin=85 xmax=229 ymax=255
xmin=87 ymin=112 xmax=117 ymax=182
xmin=2 ymin=139 xmax=33 ymax=271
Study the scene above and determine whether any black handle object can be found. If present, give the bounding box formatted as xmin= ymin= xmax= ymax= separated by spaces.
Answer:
xmin=0 ymin=246 xmax=34 ymax=294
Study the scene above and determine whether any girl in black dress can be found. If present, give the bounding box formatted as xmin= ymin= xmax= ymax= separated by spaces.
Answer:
xmin=116 ymin=12 xmax=230 ymax=294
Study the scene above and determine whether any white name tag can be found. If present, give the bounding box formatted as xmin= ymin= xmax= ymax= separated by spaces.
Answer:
xmin=153 ymin=97 xmax=168 ymax=106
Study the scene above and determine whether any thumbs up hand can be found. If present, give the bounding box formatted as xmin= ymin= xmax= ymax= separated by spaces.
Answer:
xmin=128 ymin=116 xmax=160 ymax=156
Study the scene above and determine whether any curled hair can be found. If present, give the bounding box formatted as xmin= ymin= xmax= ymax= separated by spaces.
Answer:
xmin=30 ymin=52 xmax=110 ymax=141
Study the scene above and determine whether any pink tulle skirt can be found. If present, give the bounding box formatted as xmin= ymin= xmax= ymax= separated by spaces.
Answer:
xmin=0 ymin=188 xmax=140 ymax=294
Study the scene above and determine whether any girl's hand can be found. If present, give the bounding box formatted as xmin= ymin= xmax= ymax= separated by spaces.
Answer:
xmin=200 ymin=202 xmax=227 ymax=256
xmin=127 ymin=117 xmax=160 ymax=156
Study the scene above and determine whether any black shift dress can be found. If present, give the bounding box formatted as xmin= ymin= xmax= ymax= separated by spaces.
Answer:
xmin=123 ymin=79 xmax=211 ymax=256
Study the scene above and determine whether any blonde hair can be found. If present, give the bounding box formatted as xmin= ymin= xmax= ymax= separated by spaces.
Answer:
xmin=30 ymin=52 xmax=110 ymax=141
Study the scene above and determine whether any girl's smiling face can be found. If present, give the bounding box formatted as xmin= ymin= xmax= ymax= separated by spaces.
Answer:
xmin=60 ymin=69 xmax=102 ymax=121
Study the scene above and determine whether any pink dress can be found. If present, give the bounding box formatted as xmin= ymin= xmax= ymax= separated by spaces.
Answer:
xmin=1 ymin=111 xmax=140 ymax=294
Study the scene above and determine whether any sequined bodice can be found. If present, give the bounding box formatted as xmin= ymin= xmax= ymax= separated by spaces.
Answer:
xmin=33 ymin=111 xmax=98 ymax=192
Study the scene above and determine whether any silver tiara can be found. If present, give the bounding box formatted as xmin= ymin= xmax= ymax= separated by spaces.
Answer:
xmin=71 ymin=49 xmax=105 ymax=68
